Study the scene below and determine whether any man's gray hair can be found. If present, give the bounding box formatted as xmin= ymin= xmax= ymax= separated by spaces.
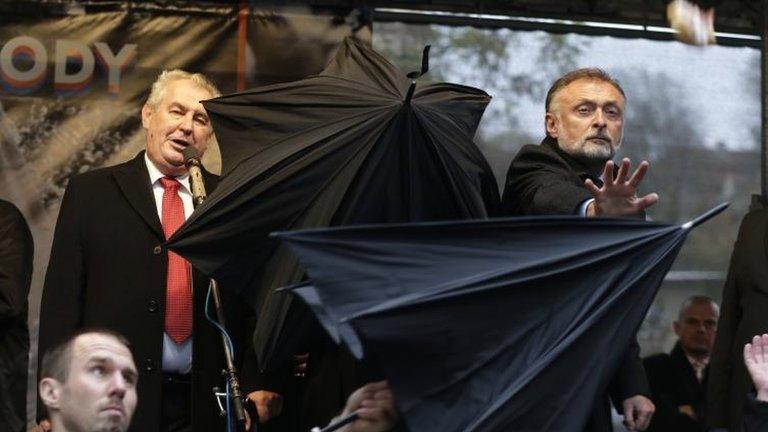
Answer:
xmin=545 ymin=67 xmax=626 ymax=113
xmin=677 ymin=295 xmax=720 ymax=321
xmin=145 ymin=69 xmax=221 ymax=109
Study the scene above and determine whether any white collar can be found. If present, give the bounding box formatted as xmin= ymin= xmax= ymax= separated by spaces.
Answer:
xmin=144 ymin=153 xmax=191 ymax=193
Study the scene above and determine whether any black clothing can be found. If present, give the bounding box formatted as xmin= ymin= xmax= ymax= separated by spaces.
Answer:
xmin=38 ymin=152 xmax=257 ymax=432
xmin=707 ymin=208 xmax=768 ymax=432
xmin=501 ymin=136 xmax=602 ymax=216
xmin=744 ymin=394 xmax=768 ymax=432
xmin=644 ymin=342 xmax=708 ymax=432
xmin=0 ymin=199 xmax=33 ymax=432
xmin=501 ymin=136 xmax=651 ymax=431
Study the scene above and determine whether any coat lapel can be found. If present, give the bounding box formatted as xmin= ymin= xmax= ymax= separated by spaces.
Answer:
xmin=112 ymin=151 xmax=165 ymax=241
xmin=670 ymin=342 xmax=703 ymax=394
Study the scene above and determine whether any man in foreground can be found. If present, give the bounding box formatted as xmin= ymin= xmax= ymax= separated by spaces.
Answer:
xmin=38 ymin=330 xmax=138 ymax=432
xmin=502 ymin=68 xmax=658 ymax=431
xmin=644 ymin=296 xmax=719 ymax=431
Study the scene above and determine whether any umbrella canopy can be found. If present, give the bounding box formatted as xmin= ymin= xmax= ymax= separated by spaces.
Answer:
xmin=275 ymin=204 xmax=727 ymax=432
xmin=166 ymin=37 xmax=500 ymax=369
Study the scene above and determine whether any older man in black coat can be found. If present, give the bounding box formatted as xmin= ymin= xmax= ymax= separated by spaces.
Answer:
xmin=644 ymin=296 xmax=719 ymax=432
xmin=37 ymin=70 xmax=265 ymax=432
xmin=0 ymin=198 xmax=33 ymax=432
xmin=502 ymin=68 xmax=659 ymax=431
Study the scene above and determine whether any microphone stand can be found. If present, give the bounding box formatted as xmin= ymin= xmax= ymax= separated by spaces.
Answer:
xmin=185 ymin=154 xmax=248 ymax=430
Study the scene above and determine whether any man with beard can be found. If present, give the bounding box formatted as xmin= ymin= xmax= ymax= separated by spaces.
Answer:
xmin=644 ymin=296 xmax=719 ymax=432
xmin=502 ymin=68 xmax=659 ymax=431
xmin=38 ymin=330 xmax=138 ymax=432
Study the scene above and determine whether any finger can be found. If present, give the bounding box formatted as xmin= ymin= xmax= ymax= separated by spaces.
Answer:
xmin=258 ymin=405 xmax=271 ymax=423
xmin=616 ymin=158 xmax=630 ymax=184
xmin=374 ymin=389 xmax=394 ymax=404
xmin=636 ymin=411 xmax=651 ymax=430
xmin=746 ymin=341 xmax=755 ymax=366
xmin=603 ymin=160 xmax=615 ymax=185
xmin=761 ymin=334 xmax=768 ymax=364
xmin=244 ymin=411 xmax=252 ymax=431
xmin=364 ymin=381 xmax=389 ymax=392
xmin=637 ymin=192 xmax=659 ymax=210
xmin=637 ymin=193 xmax=659 ymax=210
xmin=356 ymin=407 xmax=384 ymax=420
xmin=584 ymin=178 xmax=601 ymax=196
xmin=628 ymin=161 xmax=649 ymax=188
xmin=624 ymin=407 xmax=636 ymax=430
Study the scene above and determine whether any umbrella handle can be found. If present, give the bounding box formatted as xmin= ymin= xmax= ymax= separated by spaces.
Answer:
xmin=311 ymin=411 xmax=359 ymax=432
xmin=406 ymin=45 xmax=431 ymax=79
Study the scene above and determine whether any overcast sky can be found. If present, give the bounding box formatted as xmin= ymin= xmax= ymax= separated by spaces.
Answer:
xmin=504 ymin=32 xmax=759 ymax=150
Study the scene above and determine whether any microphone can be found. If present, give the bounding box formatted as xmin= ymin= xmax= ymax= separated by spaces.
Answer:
xmin=182 ymin=147 xmax=207 ymax=208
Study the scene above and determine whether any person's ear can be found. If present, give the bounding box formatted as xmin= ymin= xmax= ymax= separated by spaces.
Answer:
xmin=141 ymin=104 xmax=153 ymax=130
xmin=39 ymin=378 xmax=63 ymax=409
xmin=545 ymin=112 xmax=559 ymax=138
xmin=673 ymin=320 xmax=682 ymax=337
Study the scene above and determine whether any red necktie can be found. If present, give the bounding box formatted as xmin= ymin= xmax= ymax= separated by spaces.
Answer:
xmin=160 ymin=177 xmax=192 ymax=344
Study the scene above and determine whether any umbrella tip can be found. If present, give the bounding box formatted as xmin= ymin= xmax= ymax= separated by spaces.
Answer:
xmin=682 ymin=202 xmax=729 ymax=230
xmin=404 ymin=81 xmax=416 ymax=104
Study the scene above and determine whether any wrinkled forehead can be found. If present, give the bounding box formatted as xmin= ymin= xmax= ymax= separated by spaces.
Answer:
xmin=680 ymin=301 xmax=719 ymax=320
xmin=71 ymin=334 xmax=136 ymax=368
xmin=552 ymin=78 xmax=626 ymax=110
xmin=160 ymin=79 xmax=215 ymax=108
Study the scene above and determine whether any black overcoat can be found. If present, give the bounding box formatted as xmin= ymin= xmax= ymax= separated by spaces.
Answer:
xmin=0 ymin=199 xmax=33 ymax=432
xmin=38 ymin=152 xmax=257 ymax=432
xmin=643 ymin=342 xmax=708 ymax=432
xmin=707 ymin=206 xmax=768 ymax=432
xmin=501 ymin=136 xmax=651 ymax=431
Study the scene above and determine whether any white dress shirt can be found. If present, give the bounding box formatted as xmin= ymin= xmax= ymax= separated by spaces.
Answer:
xmin=145 ymin=154 xmax=193 ymax=374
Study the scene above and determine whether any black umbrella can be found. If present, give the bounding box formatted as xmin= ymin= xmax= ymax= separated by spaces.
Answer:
xmin=274 ymin=204 xmax=727 ymax=432
xmin=166 ymin=37 xmax=500 ymax=370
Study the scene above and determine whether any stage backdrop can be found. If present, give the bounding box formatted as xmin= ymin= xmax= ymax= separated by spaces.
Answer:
xmin=0 ymin=2 xmax=370 ymax=427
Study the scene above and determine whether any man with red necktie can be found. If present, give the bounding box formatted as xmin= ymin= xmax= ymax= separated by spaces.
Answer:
xmin=38 ymin=70 xmax=269 ymax=432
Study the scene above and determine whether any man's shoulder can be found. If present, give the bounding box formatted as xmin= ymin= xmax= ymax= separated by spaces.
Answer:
xmin=514 ymin=140 xmax=560 ymax=159
xmin=741 ymin=205 xmax=768 ymax=228
xmin=643 ymin=351 xmax=672 ymax=366
xmin=0 ymin=199 xmax=22 ymax=220
xmin=0 ymin=199 xmax=29 ymax=235
xmin=509 ymin=139 xmax=573 ymax=172
xmin=65 ymin=154 xmax=142 ymax=189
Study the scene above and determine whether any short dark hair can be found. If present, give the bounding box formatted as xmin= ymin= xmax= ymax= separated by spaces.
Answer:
xmin=677 ymin=295 xmax=720 ymax=321
xmin=545 ymin=68 xmax=626 ymax=112
xmin=40 ymin=329 xmax=132 ymax=383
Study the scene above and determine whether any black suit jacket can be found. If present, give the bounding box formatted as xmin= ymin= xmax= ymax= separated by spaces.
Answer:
xmin=502 ymin=136 xmax=602 ymax=216
xmin=38 ymin=152 xmax=256 ymax=432
xmin=0 ymin=199 xmax=33 ymax=432
xmin=644 ymin=342 xmax=708 ymax=432
xmin=707 ymin=206 xmax=768 ymax=432
xmin=744 ymin=394 xmax=768 ymax=432
xmin=501 ymin=136 xmax=651 ymax=431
